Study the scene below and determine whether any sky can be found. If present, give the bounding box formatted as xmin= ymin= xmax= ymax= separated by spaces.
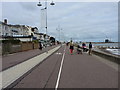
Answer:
xmin=1 ymin=1 xmax=118 ymax=42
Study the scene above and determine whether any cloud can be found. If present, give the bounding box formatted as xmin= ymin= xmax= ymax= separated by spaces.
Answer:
xmin=19 ymin=2 xmax=38 ymax=11
xmin=1 ymin=2 xmax=118 ymax=42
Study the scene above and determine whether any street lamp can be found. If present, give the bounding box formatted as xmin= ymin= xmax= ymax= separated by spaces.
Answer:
xmin=37 ymin=1 xmax=42 ymax=6
xmin=37 ymin=0 xmax=55 ymax=53
xmin=50 ymin=1 xmax=55 ymax=5
xmin=56 ymin=25 xmax=62 ymax=44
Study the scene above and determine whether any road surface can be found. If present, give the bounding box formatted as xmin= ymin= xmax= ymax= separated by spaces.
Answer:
xmin=2 ymin=45 xmax=118 ymax=89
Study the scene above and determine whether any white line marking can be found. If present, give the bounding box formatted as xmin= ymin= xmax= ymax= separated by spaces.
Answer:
xmin=55 ymin=46 xmax=66 ymax=90
xmin=55 ymin=53 xmax=62 ymax=55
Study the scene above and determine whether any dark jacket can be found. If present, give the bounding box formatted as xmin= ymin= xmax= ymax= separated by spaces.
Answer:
xmin=89 ymin=43 xmax=92 ymax=48
xmin=70 ymin=45 xmax=74 ymax=50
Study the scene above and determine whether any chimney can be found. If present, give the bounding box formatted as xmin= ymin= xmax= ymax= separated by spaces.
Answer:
xmin=4 ymin=19 xmax=7 ymax=24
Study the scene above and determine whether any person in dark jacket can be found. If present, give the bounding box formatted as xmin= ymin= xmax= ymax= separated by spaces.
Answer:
xmin=77 ymin=45 xmax=82 ymax=54
xmin=39 ymin=42 xmax=42 ymax=50
xmin=82 ymin=43 xmax=86 ymax=52
xmin=88 ymin=42 xmax=92 ymax=55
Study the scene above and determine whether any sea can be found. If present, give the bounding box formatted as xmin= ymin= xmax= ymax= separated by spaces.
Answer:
xmin=93 ymin=43 xmax=120 ymax=55
xmin=93 ymin=43 xmax=119 ymax=47
xmin=79 ymin=43 xmax=120 ymax=55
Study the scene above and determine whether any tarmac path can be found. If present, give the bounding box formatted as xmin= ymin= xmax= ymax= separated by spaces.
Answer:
xmin=58 ymin=46 xmax=118 ymax=88
xmin=12 ymin=45 xmax=64 ymax=88
xmin=2 ymin=45 xmax=58 ymax=71
xmin=12 ymin=45 xmax=118 ymax=89
xmin=1 ymin=45 xmax=61 ymax=89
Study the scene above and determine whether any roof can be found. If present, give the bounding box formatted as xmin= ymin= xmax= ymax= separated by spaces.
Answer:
xmin=34 ymin=33 xmax=44 ymax=35
xmin=0 ymin=21 xmax=7 ymax=25
xmin=2 ymin=35 xmax=32 ymax=38
xmin=0 ymin=21 xmax=2 ymax=24
xmin=0 ymin=21 xmax=36 ymax=29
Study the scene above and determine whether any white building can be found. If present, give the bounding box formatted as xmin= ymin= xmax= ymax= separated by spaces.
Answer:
xmin=0 ymin=21 xmax=11 ymax=36
xmin=0 ymin=19 xmax=54 ymax=42
xmin=0 ymin=19 xmax=39 ymax=41
xmin=0 ymin=21 xmax=3 ymax=36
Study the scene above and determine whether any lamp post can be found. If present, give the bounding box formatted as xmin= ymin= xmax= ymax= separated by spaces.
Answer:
xmin=37 ymin=0 xmax=55 ymax=53
xmin=56 ymin=25 xmax=62 ymax=44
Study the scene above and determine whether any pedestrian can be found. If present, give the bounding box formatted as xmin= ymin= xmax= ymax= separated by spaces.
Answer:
xmin=77 ymin=44 xmax=82 ymax=54
xmin=69 ymin=41 xmax=74 ymax=55
xmin=88 ymin=42 xmax=92 ymax=55
xmin=39 ymin=42 xmax=42 ymax=50
xmin=66 ymin=42 xmax=69 ymax=46
xmin=82 ymin=43 xmax=86 ymax=52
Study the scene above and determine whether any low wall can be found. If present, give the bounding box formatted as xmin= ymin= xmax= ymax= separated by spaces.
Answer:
xmin=33 ymin=43 xmax=39 ymax=49
xmin=10 ymin=44 xmax=21 ymax=53
xmin=21 ymin=42 xmax=33 ymax=51
xmin=2 ymin=43 xmax=12 ymax=55
xmin=2 ymin=42 xmax=39 ymax=55
xmin=92 ymin=49 xmax=120 ymax=64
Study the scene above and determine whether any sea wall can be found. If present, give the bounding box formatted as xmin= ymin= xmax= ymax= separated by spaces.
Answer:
xmin=92 ymin=49 xmax=120 ymax=64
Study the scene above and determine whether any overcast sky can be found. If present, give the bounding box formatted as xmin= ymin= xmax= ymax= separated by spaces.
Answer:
xmin=1 ymin=1 xmax=118 ymax=42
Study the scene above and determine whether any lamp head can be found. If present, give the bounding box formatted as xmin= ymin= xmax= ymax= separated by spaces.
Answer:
xmin=37 ymin=2 xmax=42 ymax=6
xmin=50 ymin=1 xmax=55 ymax=5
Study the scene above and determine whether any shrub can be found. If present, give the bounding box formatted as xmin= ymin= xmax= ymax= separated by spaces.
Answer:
xmin=32 ymin=40 xmax=39 ymax=43
xmin=2 ymin=40 xmax=21 ymax=44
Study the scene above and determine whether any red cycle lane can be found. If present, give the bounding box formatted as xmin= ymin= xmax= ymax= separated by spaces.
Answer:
xmin=12 ymin=45 xmax=65 ymax=88
xmin=58 ymin=46 xmax=118 ymax=88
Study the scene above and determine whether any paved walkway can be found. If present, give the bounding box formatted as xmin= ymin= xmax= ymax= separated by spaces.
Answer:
xmin=11 ymin=45 xmax=118 ymax=89
xmin=2 ymin=45 xmax=58 ymax=71
xmin=59 ymin=46 xmax=118 ymax=88
xmin=1 ymin=45 xmax=61 ymax=89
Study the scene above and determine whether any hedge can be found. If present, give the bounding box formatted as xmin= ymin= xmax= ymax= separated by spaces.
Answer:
xmin=2 ymin=40 xmax=21 ymax=44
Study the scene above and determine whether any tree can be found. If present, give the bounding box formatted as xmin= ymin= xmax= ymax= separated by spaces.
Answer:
xmin=50 ymin=37 xmax=55 ymax=44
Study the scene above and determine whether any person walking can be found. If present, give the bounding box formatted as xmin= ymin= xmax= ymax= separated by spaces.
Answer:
xmin=88 ymin=42 xmax=92 ymax=55
xmin=66 ymin=42 xmax=69 ymax=46
xmin=77 ymin=44 xmax=82 ymax=54
xmin=69 ymin=41 xmax=74 ymax=55
xmin=82 ymin=43 xmax=86 ymax=52
xmin=39 ymin=42 xmax=43 ymax=50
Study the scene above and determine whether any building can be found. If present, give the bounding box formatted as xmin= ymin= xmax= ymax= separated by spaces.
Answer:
xmin=0 ymin=19 xmax=55 ymax=42
xmin=0 ymin=19 xmax=39 ymax=41
xmin=0 ymin=19 xmax=39 ymax=36
xmin=3 ymin=35 xmax=32 ymax=41
xmin=0 ymin=20 xmax=11 ymax=36
xmin=0 ymin=21 xmax=3 ymax=36
xmin=105 ymin=39 xmax=110 ymax=43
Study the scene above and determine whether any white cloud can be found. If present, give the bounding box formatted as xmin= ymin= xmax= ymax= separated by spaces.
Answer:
xmin=1 ymin=2 xmax=118 ymax=42
xmin=1 ymin=0 xmax=119 ymax=2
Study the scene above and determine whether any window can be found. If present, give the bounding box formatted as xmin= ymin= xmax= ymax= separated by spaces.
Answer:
xmin=5 ymin=26 xmax=8 ymax=30
xmin=5 ymin=33 xmax=8 ymax=36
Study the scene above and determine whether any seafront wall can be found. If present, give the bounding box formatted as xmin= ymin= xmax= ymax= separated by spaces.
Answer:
xmin=92 ymin=49 xmax=120 ymax=64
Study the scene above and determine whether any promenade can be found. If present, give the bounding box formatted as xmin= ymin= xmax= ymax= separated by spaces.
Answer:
xmin=2 ymin=45 xmax=58 ymax=71
xmin=1 ymin=45 xmax=118 ymax=89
